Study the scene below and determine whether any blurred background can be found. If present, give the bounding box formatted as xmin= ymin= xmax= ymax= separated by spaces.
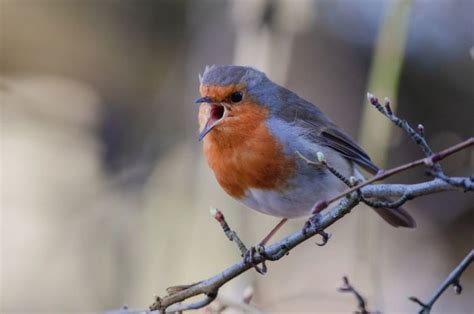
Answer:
xmin=1 ymin=0 xmax=473 ymax=313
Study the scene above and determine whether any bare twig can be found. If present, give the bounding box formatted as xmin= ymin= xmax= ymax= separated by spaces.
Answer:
xmin=210 ymin=207 xmax=269 ymax=274
xmin=312 ymin=93 xmax=473 ymax=213
xmin=297 ymin=149 xmax=414 ymax=210
xmin=409 ymin=250 xmax=474 ymax=314
xmin=148 ymin=193 xmax=362 ymax=312
xmin=312 ymin=133 xmax=473 ymax=213
xmin=338 ymin=276 xmax=380 ymax=314
xmin=367 ymin=94 xmax=441 ymax=172
xmin=338 ymin=276 xmax=368 ymax=314
xmin=296 ymin=151 xmax=355 ymax=188
xmin=147 ymin=173 xmax=471 ymax=312
xmin=210 ymin=207 xmax=248 ymax=256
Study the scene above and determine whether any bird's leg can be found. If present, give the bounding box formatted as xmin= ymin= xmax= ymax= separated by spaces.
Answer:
xmin=303 ymin=213 xmax=331 ymax=246
xmin=243 ymin=218 xmax=288 ymax=275
xmin=259 ymin=218 xmax=288 ymax=246
xmin=243 ymin=246 xmax=267 ymax=275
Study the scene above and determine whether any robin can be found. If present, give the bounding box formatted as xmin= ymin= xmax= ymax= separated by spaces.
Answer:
xmin=196 ymin=65 xmax=415 ymax=247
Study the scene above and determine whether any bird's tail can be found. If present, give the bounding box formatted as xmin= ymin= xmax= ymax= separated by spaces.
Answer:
xmin=370 ymin=203 xmax=416 ymax=228
xmin=353 ymin=169 xmax=416 ymax=228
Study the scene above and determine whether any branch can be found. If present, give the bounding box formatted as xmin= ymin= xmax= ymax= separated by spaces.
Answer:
xmin=147 ymin=176 xmax=470 ymax=312
xmin=409 ymin=250 xmax=474 ymax=314
xmin=311 ymin=137 xmax=473 ymax=213
xmin=103 ymin=93 xmax=473 ymax=313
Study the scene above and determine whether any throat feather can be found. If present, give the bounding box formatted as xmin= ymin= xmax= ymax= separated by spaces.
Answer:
xmin=203 ymin=104 xmax=295 ymax=199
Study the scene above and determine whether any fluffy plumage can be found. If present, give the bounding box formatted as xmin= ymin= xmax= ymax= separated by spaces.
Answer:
xmin=197 ymin=65 xmax=415 ymax=227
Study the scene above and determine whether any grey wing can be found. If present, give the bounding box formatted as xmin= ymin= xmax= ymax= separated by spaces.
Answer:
xmin=277 ymin=95 xmax=379 ymax=174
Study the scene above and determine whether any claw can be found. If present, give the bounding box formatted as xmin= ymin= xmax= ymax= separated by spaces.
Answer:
xmin=315 ymin=230 xmax=331 ymax=246
xmin=303 ymin=214 xmax=331 ymax=246
xmin=243 ymin=245 xmax=267 ymax=275
xmin=303 ymin=213 xmax=322 ymax=235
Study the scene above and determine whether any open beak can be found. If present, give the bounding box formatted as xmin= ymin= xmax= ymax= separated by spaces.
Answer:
xmin=198 ymin=102 xmax=228 ymax=141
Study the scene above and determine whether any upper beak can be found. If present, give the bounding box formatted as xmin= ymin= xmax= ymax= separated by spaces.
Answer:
xmin=196 ymin=96 xmax=216 ymax=141
xmin=197 ymin=102 xmax=228 ymax=141
xmin=195 ymin=96 xmax=214 ymax=104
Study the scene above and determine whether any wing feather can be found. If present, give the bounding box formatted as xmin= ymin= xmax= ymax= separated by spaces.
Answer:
xmin=276 ymin=92 xmax=379 ymax=174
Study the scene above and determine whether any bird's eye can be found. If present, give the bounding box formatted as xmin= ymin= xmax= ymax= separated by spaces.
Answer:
xmin=230 ymin=91 xmax=243 ymax=103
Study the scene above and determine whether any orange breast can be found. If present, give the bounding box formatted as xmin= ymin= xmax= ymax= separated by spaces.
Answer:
xmin=201 ymin=101 xmax=296 ymax=199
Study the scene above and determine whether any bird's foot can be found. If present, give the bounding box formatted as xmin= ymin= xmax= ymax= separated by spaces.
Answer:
xmin=243 ymin=245 xmax=268 ymax=275
xmin=303 ymin=213 xmax=331 ymax=246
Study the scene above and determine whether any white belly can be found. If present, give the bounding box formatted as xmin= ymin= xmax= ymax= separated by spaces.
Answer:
xmin=240 ymin=170 xmax=350 ymax=218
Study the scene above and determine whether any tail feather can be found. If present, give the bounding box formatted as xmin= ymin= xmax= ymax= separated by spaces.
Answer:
xmin=353 ymin=168 xmax=416 ymax=228
xmin=371 ymin=203 xmax=416 ymax=228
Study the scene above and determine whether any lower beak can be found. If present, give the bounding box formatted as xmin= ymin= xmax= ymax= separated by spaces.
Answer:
xmin=198 ymin=103 xmax=227 ymax=141
xmin=198 ymin=120 xmax=215 ymax=141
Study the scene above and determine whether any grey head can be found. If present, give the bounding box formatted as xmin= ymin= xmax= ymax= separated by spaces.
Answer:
xmin=198 ymin=65 xmax=292 ymax=110
xmin=199 ymin=65 xmax=270 ymax=90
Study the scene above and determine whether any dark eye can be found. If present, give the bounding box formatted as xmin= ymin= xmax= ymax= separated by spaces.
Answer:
xmin=230 ymin=91 xmax=243 ymax=103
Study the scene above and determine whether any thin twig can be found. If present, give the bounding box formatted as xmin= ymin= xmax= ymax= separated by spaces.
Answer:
xmin=210 ymin=207 xmax=269 ymax=274
xmin=338 ymin=276 xmax=378 ymax=314
xmin=367 ymin=94 xmax=442 ymax=173
xmin=312 ymin=137 xmax=473 ymax=213
xmin=210 ymin=207 xmax=248 ymax=256
xmin=149 ymin=138 xmax=472 ymax=312
xmin=409 ymin=250 xmax=474 ymax=314
xmin=313 ymin=92 xmax=473 ymax=214
xmin=146 ymin=171 xmax=472 ymax=312
xmin=148 ymin=193 xmax=361 ymax=312
xmin=296 ymin=150 xmax=355 ymax=188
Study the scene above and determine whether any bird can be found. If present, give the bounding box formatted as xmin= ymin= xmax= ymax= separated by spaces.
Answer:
xmin=195 ymin=65 xmax=415 ymax=243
